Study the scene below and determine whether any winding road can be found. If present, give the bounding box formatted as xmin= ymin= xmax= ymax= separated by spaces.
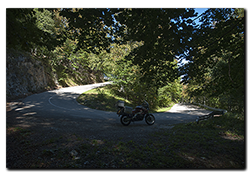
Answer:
xmin=12 ymin=82 xmax=212 ymax=141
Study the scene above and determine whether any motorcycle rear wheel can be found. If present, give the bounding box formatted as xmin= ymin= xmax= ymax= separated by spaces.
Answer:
xmin=120 ymin=115 xmax=131 ymax=126
xmin=145 ymin=114 xmax=155 ymax=125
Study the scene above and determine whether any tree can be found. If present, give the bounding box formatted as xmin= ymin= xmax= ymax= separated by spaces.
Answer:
xmin=6 ymin=8 xmax=59 ymax=52
xmin=58 ymin=8 xmax=198 ymax=88
xmin=58 ymin=8 xmax=191 ymax=107
xmin=180 ymin=8 xmax=245 ymax=113
xmin=115 ymin=8 xmax=197 ymax=88
xmin=158 ymin=79 xmax=182 ymax=107
xmin=180 ymin=8 xmax=244 ymax=82
xmin=59 ymin=8 xmax=123 ymax=54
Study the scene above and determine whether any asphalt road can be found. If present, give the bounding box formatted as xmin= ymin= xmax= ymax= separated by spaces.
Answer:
xmin=12 ymin=82 xmax=211 ymax=125
xmin=8 ymin=82 xmax=214 ymax=141
xmin=15 ymin=82 xmax=114 ymax=119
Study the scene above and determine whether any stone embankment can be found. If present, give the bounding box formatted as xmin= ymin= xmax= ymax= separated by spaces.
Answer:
xmin=6 ymin=48 xmax=105 ymax=100
xmin=6 ymin=49 xmax=51 ymax=100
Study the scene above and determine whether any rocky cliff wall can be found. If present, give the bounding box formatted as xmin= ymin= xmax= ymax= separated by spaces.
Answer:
xmin=6 ymin=49 xmax=104 ymax=100
xmin=6 ymin=49 xmax=50 ymax=100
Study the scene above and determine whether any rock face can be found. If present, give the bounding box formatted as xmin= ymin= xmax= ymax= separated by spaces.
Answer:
xmin=6 ymin=49 xmax=105 ymax=100
xmin=6 ymin=49 xmax=49 ymax=99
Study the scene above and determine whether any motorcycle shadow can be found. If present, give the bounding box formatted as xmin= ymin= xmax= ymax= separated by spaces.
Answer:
xmin=114 ymin=122 xmax=154 ymax=128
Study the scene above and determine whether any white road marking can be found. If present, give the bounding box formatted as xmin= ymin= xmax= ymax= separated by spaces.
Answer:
xmin=48 ymin=82 xmax=112 ymax=111
xmin=48 ymin=94 xmax=73 ymax=111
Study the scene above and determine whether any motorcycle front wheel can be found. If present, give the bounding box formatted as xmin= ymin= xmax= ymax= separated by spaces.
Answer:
xmin=120 ymin=115 xmax=131 ymax=126
xmin=145 ymin=114 xmax=155 ymax=125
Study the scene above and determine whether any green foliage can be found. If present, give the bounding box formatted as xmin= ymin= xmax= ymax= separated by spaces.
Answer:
xmin=6 ymin=8 xmax=187 ymax=106
xmin=77 ymin=85 xmax=134 ymax=112
xmin=33 ymin=8 xmax=56 ymax=35
xmin=114 ymin=8 xmax=197 ymax=88
xmin=59 ymin=8 xmax=123 ymax=54
xmin=158 ymin=79 xmax=182 ymax=107
xmin=7 ymin=8 xmax=59 ymax=52
xmin=57 ymin=8 xmax=197 ymax=88
xmin=7 ymin=8 xmax=244 ymax=113
xmin=180 ymin=8 xmax=244 ymax=113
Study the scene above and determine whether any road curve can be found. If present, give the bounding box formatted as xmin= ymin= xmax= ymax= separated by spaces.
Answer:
xmin=12 ymin=83 xmax=212 ymax=140
xmin=16 ymin=82 xmax=114 ymax=119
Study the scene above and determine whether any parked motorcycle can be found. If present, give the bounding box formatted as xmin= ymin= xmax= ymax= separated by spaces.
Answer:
xmin=116 ymin=100 xmax=155 ymax=126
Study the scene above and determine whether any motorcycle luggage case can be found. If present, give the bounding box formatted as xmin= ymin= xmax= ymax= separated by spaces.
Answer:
xmin=124 ymin=106 xmax=133 ymax=114
xmin=117 ymin=101 xmax=124 ymax=108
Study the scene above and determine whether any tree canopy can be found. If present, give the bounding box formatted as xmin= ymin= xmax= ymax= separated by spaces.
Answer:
xmin=179 ymin=8 xmax=244 ymax=113
xmin=54 ymin=8 xmax=198 ymax=88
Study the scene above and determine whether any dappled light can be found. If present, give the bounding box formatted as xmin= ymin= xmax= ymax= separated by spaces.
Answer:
xmin=7 ymin=8 xmax=244 ymax=169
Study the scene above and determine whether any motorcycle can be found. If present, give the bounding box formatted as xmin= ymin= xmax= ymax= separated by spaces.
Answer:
xmin=116 ymin=100 xmax=155 ymax=126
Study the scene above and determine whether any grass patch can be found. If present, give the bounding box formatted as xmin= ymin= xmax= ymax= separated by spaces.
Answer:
xmin=77 ymin=84 xmax=134 ymax=112
xmin=165 ymin=112 xmax=245 ymax=168
xmin=77 ymin=84 xmax=174 ymax=112
xmin=155 ymin=102 xmax=175 ymax=112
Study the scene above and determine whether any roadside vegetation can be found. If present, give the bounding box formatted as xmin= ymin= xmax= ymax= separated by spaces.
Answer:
xmin=7 ymin=111 xmax=244 ymax=169
xmin=77 ymin=84 xmax=175 ymax=113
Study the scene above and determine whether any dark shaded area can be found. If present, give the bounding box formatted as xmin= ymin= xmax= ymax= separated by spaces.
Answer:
xmin=7 ymin=104 xmax=245 ymax=168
